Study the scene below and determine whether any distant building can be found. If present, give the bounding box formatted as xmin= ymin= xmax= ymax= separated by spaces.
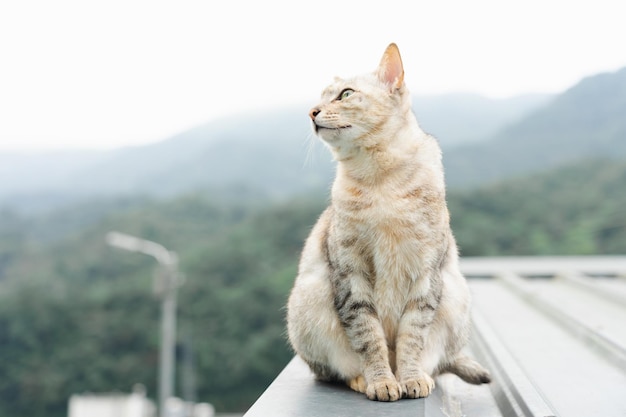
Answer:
xmin=68 ymin=384 xmax=155 ymax=417
xmin=68 ymin=384 xmax=214 ymax=417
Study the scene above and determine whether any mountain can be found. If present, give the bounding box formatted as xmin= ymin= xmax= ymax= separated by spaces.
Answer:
xmin=413 ymin=93 xmax=550 ymax=147
xmin=62 ymin=107 xmax=332 ymax=197
xmin=0 ymin=150 xmax=104 ymax=195
xmin=444 ymin=67 xmax=626 ymax=188
xmin=0 ymin=94 xmax=548 ymax=212
xmin=3 ymin=63 xmax=618 ymax=212
xmin=0 ymin=107 xmax=333 ymax=212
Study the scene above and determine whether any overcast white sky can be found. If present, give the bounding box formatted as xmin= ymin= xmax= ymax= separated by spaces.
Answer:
xmin=1 ymin=0 xmax=625 ymax=151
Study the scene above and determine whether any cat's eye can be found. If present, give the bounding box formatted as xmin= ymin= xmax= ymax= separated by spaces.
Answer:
xmin=338 ymin=89 xmax=354 ymax=100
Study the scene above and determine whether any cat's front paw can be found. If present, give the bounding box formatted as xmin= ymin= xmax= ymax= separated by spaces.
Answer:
xmin=400 ymin=373 xmax=435 ymax=399
xmin=366 ymin=377 xmax=402 ymax=402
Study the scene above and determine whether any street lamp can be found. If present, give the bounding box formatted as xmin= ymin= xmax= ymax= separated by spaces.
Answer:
xmin=106 ymin=231 xmax=183 ymax=417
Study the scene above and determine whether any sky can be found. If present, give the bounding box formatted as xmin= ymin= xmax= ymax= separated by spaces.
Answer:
xmin=1 ymin=0 xmax=625 ymax=152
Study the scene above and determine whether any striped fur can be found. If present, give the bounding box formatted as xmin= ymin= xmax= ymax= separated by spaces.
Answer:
xmin=287 ymin=43 xmax=490 ymax=402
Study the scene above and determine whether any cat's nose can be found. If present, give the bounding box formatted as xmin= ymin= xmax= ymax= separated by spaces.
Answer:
xmin=309 ymin=108 xmax=321 ymax=121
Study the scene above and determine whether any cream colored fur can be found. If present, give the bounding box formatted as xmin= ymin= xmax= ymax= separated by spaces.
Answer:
xmin=287 ymin=43 xmax=490 ymax=402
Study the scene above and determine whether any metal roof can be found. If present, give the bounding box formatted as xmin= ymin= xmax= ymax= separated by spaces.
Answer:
xmin=244 ymin=256 xmax=626 ymax=417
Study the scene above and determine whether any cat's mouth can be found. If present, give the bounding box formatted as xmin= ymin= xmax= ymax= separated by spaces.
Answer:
xmin=314 ymin=124 xmax=352 ymax=133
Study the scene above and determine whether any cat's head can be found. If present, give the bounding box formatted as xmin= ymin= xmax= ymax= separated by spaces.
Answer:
xmin=309 ymin=43 xmax=411 ymax=154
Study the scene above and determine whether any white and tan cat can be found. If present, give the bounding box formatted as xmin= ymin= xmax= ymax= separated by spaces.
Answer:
xmin=287 ymin=43 xmax=490 ymax=401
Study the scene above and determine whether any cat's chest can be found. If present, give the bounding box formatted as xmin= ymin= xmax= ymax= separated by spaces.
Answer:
xmin=336 ymin=186 xmax=446 ymax=283
xmin=340 ymin=189 xmax=441 ymax=249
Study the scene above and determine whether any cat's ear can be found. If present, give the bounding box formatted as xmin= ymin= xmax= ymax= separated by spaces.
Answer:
xmin=377 ymin=43 xmax=404 ymax=91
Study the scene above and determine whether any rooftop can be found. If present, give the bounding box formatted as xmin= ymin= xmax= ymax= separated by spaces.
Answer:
xmin=244 ymin=256 xmax=626 ymax=417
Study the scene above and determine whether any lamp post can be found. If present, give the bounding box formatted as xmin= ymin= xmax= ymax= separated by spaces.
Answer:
xmin=106 ymin=231 xmax=182 ymax=417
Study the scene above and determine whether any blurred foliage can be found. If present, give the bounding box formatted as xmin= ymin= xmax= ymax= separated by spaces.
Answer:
xmin=449 ymin=158 xmax=626 ymax=256
xmin=1 ymin=158 xmax=626 ymax=416
xmin=0 ymin=193 xmax=325 ymax=416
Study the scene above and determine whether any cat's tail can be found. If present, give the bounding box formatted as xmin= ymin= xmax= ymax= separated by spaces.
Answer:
xmin=441 ymin=355 xmax=492 ymax=384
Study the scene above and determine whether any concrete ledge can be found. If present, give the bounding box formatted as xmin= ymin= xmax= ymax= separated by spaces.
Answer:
xmin=245 ymin=257 xmax=626 ymax=417
xmin=243 ymin=355 xmax=501 ymax=417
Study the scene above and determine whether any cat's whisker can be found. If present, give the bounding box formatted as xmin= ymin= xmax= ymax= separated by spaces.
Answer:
xmin=303 ymin=131 xmax=320 ymax=168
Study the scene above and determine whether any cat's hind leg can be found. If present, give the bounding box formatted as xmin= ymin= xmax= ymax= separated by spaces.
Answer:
xmin=287 ymin=267 xmax=362 ymax=387
xmin=304 ymin=360 xmax=343 ymax=383
xmin=347 ymin=375 xmax=367 ymax=393
xmin=307 ymin=361 xmax=367 ymax=395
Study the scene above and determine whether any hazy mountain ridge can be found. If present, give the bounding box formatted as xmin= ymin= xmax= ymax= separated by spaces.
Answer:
xmin=0 ymin=150 xmax=104 ymax=194
xmin=413 ymin=93 xmax=551 ymax=147
xmin=444 ymin=67 xmax=626 ymax=187
xmin=4 ymin=62 xmax=625 ymax=211
xmin=0 ymin=93 xmax=550 ymax=211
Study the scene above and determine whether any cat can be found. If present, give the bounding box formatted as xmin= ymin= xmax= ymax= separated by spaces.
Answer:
xmin=286 ymin=43 xmax=491 ymax=402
